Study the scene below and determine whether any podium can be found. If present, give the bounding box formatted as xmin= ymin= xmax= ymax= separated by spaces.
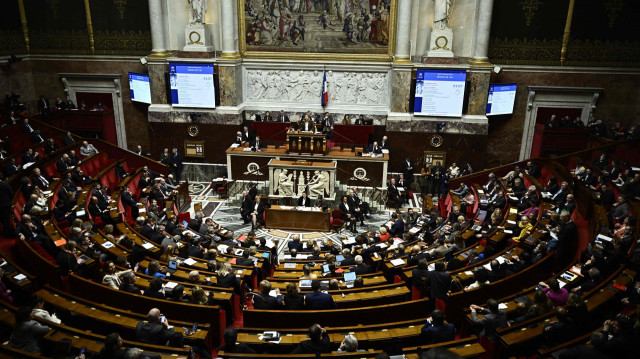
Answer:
xmin=286 ymin=131 xmax=328 ymax=155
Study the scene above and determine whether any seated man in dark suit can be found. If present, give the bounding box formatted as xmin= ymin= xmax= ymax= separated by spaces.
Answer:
xmin=252 ymin=280 xmax=283 ymax=309
xmin=350 ymin=255 xmax=372 ymax=275
xmin=366 ymin=141 xmax=382 ymax=154
xmin=470 ymin=298 xmax=508 ymax=342
xmin=21 ymin=148 xmax=39 ymax=165
xmin=387 ymin=178 xmax=403 ymax=207
xmin=220 ymin=328 xmax=256 ymax=354
xmin=421 ymin=309 xmax=456 ymax=344
xmin=4 ymin=159 xmax=20 ymax=177
xmin=339 ymin=195 xmax=357 ymax=233
xmin=250 ymin=135 xmax=266 ymax=151
xmin=31 ymin=167 xmax=51 ymax=190
xmin=56 ymin=154 xmax=71 ymax=174
xmin=118 ymin=272 xmax=143 ymax=295
xmin=291 ymin=323 xmax=336 ymax=354
xmin=30 ymin=129 xmax=45 ymax=144
xmin=288 ymin=234 xmax=304 ymax=251
xmin=297 ymin=192 xmax=311 ymax=207
xmin=135 ymin=308 xmax=183 ymax=347
xmin=305 ymin=280 xmax=337 ymax=310
xmin=43 ymin=138 xmax=59 ymax=154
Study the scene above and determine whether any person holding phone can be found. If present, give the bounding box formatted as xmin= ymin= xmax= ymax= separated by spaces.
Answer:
xmin=135 ymin=308 xmax=183 ymax=347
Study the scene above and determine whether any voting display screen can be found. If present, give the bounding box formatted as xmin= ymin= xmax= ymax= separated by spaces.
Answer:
xmin=486 ymin=83 xmax=517 ymax=116
xmin=128 ymin=73 xmax=151 ymax=104
xmin=169 ymin=63 xmax=215 ymax=108
xmin=414 ymin=69 xmax=466 ymax=117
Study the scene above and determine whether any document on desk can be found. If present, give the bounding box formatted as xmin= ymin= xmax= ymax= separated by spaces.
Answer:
xmin=390 ymin=259 xmax=405 ymax=267
xmin=284 ymin=263 xmax=297 ymax=269
xmin=183 ymin=258 xmax=197 ymax=266
xmin=142 ymin=242 xmax=154 ymax=249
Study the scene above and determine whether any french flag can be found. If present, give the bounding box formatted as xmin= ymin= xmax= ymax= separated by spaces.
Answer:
xmin=321 ymin=71 xmax=328 ymax=106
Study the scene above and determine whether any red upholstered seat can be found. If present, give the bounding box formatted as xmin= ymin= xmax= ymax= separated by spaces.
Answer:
xmin=330 ymin=209 xmax=344 ymax=233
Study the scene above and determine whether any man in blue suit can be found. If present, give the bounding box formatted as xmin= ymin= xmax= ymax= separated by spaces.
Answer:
xmin=421 ymin=309 xmax=456 ymax=344
xmin=305 ymin=280 xmax=337 ymax=310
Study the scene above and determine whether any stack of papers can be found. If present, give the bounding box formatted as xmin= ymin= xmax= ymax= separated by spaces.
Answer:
xmin=142 ymin=242 xmax=154 ymax=249
xmin=390 ymin=259 xmax=405 ymax=267
xmin=283 ymin=263 xmax=297 ymax=269
xmin=183 ymin=258 xmax=197 ymax=266
xmin=14 ymin=274 xmax=27 ymax=281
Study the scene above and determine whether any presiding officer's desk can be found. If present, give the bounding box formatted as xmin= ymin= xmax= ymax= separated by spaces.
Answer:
xmin=265 ymin=205 xmax=330 ymax=231
xmin=226 ymin=145 xmax=389 ymax=188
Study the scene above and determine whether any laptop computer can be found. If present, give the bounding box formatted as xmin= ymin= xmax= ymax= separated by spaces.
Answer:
xmin=76 ymin=209 xmax=86 ymax=217
xmin=322 ymin=264 xmax=330 ymax=273
xmin=344 ymin=272 xmax=357 ymax=288
xmin=166 ymin=260 xmax=178 ymax=274
xmin=335 ymin=254 xmax=345 ymax=262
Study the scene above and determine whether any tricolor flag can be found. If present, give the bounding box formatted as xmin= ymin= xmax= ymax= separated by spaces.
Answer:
xmin=321 ymin=71 xmax=328 ymax=106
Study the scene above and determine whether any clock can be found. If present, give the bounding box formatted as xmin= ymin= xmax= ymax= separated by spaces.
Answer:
xmin=430 ymin=134 xmax=443 ymax=148
xmin=187 ymin=125 xmax=200 ymax=137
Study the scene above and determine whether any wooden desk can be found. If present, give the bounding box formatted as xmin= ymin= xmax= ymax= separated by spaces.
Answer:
xmin=265 ymin=205 xmax=330 ymax=231
xmin=226 ymin=146 xmax=389 ymax=187
xmin=286 ymin=131 xmax=328 ymax=155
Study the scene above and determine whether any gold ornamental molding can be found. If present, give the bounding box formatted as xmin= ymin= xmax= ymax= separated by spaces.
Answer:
xmin=17 ymin=0 xmax=30 ymax=53
xmin=83 ymin=0 xmax=95 ymax=54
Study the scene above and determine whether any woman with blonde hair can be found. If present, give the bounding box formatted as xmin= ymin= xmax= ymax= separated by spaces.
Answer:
xmin=217 ymin=262 xmax=239 ymax=293
xmin=190 ymin=286 xmax=209 ymax=305
xmin=159 ymin=245 xmax=177 ymax=263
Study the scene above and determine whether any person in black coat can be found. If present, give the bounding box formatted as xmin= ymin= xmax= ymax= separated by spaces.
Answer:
xmin=339 ymin=195 xmax=357 ymax=233
xmin=220 ymin=328 xmax=257 ymax=354
xmin=252 ymin=280 xmax=283 ymax=309
xmin=427 ymin=261 xmax=452 ymax=304
xmin=169 ymin=147 xmax=183 ymax=182
xmin=56 ymin=241 xmax=80 ymax=276
xmin=245 ymin=195 xmax=264 ymax=231
xmin=283 ymin=282 xmax=305 ymax=310
xmin=387 ymin=178 xmax=403 ymax=208
xmin=120 ymin=186 xmax=139 ymax=219
xmin=421 ymin=309 xmax=456 ymax=344
xmin=305 ymin=280 xmax=337 ymax=310
xmin=22 ymin=149 xmax=39 ymax=166
xmin=135 ymin=308 xmax=183 ymax=347
xmin=350 ymin=255 xmax=372 ymax=275
xmin=216 ymin=263 xmax=240 ymax=294
xmin=118 ymin=272 xmax=143 ymax=295
xmin=556 ymin=211 xmax=577 ymax=268
xmin=297 ymin=192 xmax=311 ymax=207
xmin=291 ymin=324 xmax=336 ymax=354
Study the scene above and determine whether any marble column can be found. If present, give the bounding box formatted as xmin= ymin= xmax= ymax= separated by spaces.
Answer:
xmin=468 ymin=0 xmax=494 ymax=66
xmin=394 ymin=0 xmax=412 ymax=64
xmin=148 ymin=0 xmax=167 ymax=57
xmin=148 ymin=62 xmax=167 ymax=105
xmin=219 ymin=0 xmax=240 ymax=59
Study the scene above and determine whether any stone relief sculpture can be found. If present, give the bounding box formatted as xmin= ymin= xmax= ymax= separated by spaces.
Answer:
xmin=188 ymin=0 xmax=208 ymax=25
xmin=308 ymin=170 xmax=329 ymax=198
xmin=274 ymin=168 xmax=295 ymax=196
xmin=245 ymin=69 xmax=388 ymax=106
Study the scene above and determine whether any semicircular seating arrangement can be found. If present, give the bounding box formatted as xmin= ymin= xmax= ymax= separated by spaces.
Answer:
xmin=0 ymin=114 xmax=638 ymax=359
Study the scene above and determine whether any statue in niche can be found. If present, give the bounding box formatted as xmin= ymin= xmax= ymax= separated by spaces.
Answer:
xmin=188 ymin=0 xmax=208 ymax=25
xmin=274 ymin=169 xmax=295 ymax=196
xmin=433 ymin=0 xmax=451 ymax=30
xmin=308 ymin=170 xmax=329 ymax=198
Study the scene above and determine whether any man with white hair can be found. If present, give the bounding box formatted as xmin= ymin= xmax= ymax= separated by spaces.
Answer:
xmin=338 ymin=334 xmax=363 ymax=353
xmin=350 ymin=255 xmax=372 ymax=275
xmin=135 ymin=308 xmax=182 ymax=347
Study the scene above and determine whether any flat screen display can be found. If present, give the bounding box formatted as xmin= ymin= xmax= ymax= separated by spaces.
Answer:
xmin=128 ymin=73 xmax=151 ymax=104
xmin=486 ymin=83 xmax=517 ymax=116
xmin=414 ymin=69 xmax=466 ymax=117
xmin=169 ymin=63 xmax=215 ymax=108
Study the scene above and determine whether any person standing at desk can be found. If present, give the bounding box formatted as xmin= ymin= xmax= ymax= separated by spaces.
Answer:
xmin=264 ymin=111 xmax=273 ymax=122
xmin=300 ymin=115 xmax=314 ymax=132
